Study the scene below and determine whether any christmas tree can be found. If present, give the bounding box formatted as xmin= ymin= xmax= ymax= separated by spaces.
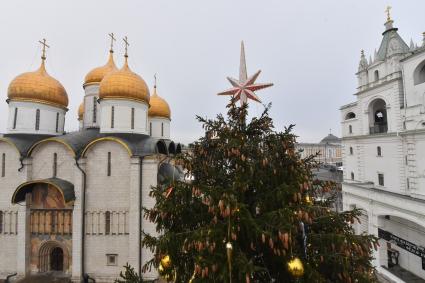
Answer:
xmin=141 ymin=101 xmax=378 ymax=283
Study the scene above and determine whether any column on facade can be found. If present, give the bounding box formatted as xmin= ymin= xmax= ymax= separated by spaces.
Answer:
xmin=16 ymin=158 xmax=32 ymax=276
xmin=72 ymin=158 xmax=86 ymax=281
xmin=141 ymin=157 xmax=159 ymax=280
xmin=128 ymin=157 xmax=142 ymax=271
xmin=369 ymin=212 xmax=381 ymax=267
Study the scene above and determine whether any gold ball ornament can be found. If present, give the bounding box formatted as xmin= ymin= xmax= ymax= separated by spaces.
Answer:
xmin=287 ymin=257 xmax=304 ymax=278
xmin=161 ymin=255 xmax=172 ymax=269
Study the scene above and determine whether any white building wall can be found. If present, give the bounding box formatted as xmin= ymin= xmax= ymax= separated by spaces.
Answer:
xmin=83 ymin=84 xmax=101 ymax=129
xmin=7 ymin=101 xmax=66 ymax=136
xmin=99 ymin=99 xmax=149 ymax=135
xmin=149 ymin=117 xmax=170 ymax=139
xmin=84 ymin=141 xmax=131 ymax=280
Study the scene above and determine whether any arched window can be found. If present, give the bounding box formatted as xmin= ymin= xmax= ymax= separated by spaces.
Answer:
xmin=51 ymin=211 xmax=56 ymax=233
xmin=35 ymin=109 xmax=40 ymax=131
xmin=161 ymin=123 xmax=164 ymax=137
xmin=55 ymin=113 xmax=59 ymax=133
xmin=105 ymin=211 xmax=111 ymax=235
xmin=93 ymin=97 xmax=97 ymax=123
xmin=53 ymin=153 xmax=57 ymax=177
xmin=377 ymin=146 xmax=382 ymax=156
xmin=414 ymin=61 xmax=425 ymax=85
xmin=374 ymin=70 xmax=379 ymax=81
xmin=349 ymin=125 xmax=353 ymax=134
xmin=0 ymin=211 xmax=3 ymax=234
xmin=369 ymin=98 xmax=388 ymax=134
xmin=349 ymin=147 xmax=353 ymax=155
xmin=150 ymin=122 xmax=152 ymax=136
xmin=13 ymin=108 xmax=18 ymax=129
xmin=345 ymin=112 xmax=356 ymax=120
xmin=131 ymin=108 xmax=135 ymax=130
xmin=351 ymin=172 xmax=355 ymax=180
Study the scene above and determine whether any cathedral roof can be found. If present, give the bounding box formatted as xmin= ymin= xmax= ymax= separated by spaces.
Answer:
xmin=0 ymin=128 xmax=181 ymax=158
xmin=375 ymin=20 xmax=409 ymax=61
xmin=320 ymin=134 xmax=341 ymax=144
xmin=7 ymin=60 xmax=69 ymax=109
xmin=148 ymin=86 xmax=171 ymax=119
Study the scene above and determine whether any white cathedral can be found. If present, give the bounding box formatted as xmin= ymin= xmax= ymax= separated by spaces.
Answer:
xmin=0 ymin=37 xmax=180 ymax=282
xmin=341 ymin=11 xmax=425 ymax=281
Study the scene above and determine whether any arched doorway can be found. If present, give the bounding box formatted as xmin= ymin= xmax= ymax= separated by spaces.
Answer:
xmin=368 ymin=98 xmax=388 ymax=134
xmin=50 ymin=247 xmax=64 ymax=271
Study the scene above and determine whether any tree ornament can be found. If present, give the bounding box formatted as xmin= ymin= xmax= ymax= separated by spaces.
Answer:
xmin=287 ymin=257 xmax=304 ymax=278
xmin=226 ymin=241 xmax=233 ymax=281
xmin=161 ymin=255 xmax=172 ymax=269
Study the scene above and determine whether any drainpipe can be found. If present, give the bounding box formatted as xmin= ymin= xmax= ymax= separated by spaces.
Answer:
xmin=75 ymin=157 xmax=87 ymax=279
xmin=139 ymin=156 xmax=144 ymax=277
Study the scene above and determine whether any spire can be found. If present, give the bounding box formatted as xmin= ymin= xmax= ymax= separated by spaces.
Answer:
xmin=374 ymin=49 xmax=378 ymax=62
xmin=422 ymin=32 xmax=425 ymax=47
xmin=153 ymin=74 xmax=158 ymax=96
xmin=384 ymin=6 xmax=394 ymax=31
xmin=369 ymin=55 xmax=373 ymax=65
xmin=239 ymin=41 xmax=248 ymax=83
xmin=358 ymin=50 xmax=368 ymax=71
xmin=410 ymin=38 xmax=415 ymax=51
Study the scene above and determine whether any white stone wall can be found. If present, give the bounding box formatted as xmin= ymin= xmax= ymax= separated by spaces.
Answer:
xmin=149 ymin=117 xmax=170 ymax=139
xmin=99 ymin=99 xmax=149 ymax=134
xmin=0 ymin=142 xmax=26 ymax=277
xmin=7 ymin=101 xmax=66 ymax=135
xmin=84 ymin=140 xmax=131 ymax=279
xmin=83 ymin=84 xmax=101 ymax=129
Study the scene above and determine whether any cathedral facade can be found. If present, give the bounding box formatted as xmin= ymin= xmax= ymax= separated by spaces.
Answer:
xmin=341 ymin=12 xmax=425 ymax=281
xmin=0 ymin=39 xmax=180 ymax=282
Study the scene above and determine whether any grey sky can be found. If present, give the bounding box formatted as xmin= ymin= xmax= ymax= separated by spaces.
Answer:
xmin=0 ymin=0 xmax=424 ymax=144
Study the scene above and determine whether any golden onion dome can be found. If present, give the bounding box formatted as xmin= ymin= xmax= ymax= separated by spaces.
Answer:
xmin=84 ymin=51 xmax=117 ymax=86
xmin=99 ymin=58 xmax=150 ymax=104
xmin=149 ymin=86 xmax=171 ymax=119
xmin=7 ymin=60 xmax=68 ymax=108
xmin=78 ymin=102 xmax=84 ymax=120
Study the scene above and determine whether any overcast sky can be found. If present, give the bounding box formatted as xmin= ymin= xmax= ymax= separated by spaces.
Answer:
xmin=0 ymin=0 xmax=424 ymax=144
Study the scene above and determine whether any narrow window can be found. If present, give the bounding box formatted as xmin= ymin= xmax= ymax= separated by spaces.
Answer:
xmin=161 ymin=122 xmax=164 ymax=137
xmin=51 ymin=211 xmax=56 ymax=233
xmin=111 ymin=106 xmax=115 ymax=128
xmin=107 ymin=152 xmax=111 ymax=176
xmin=93 ymin=97 xmax=97 ymax=123
xmin=105 ymin=211 xmax=111 ymax=235
xmin=351 ymin=172 xmax=355 ymax=180
xmin=349 ymin=147 xmax=353 ymax=155
xmin=0 ymin=211 xmax=3 ymax=234
xmin=349 ymin=125 xmax=353 ymax=134
xmin=13 ymin=108 xmax=18 ymax=129
xmin=374 ymin=70 xmax=379 ymax=81
xmin=377 ymin=146 xmax=382 ymax=156
xmin=53 ymin=153 xmax=57 ymax=178
xmin=55 ymin=113 xmax=59 ymax=132
xmin=35 ymin=109 xmax=40 ymax=131
xmin=378 ymin=173 xmax=384 ymax=186
xmin=131 ymin=108 xmax=135 ymax=130
xmin=1 ymin=153 xmax=5 ymax=177
xmin=150 ymin=122 xmax=152 ymax=136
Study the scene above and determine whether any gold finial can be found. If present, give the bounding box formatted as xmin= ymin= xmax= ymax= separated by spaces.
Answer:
xmin=108 ymin=33 xmax=116 ymax=53
xmin=385 ymin=5 xmax=392 ymax=21
xmin=123 ymin=36 xmax=130 ymax=58
xmin=38 ymin=38 xmax=50 ymax=61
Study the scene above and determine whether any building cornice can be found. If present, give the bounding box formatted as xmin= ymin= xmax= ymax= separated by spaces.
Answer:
xmin=354 ymin=75 xmax=401 ymax=96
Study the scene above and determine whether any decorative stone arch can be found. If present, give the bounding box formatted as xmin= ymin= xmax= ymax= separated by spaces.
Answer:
xmin=367 ymin=97 xmax=388 ymax=134
xmin=168 ymin=141 xmax=176 ymax=155
xmin=345 ymin=112 xmax=356 ymax=120
xmin=38 ymin=240 xmax=70 ymax=272
xmin=81 ymin=137 xmax=133 ymax=158
xmin=27 ymin=138 xmax=76 ymax=158
xmin=413 ymin=59 xmax=425 ymax=85
xmin=0 ymin=138 xmax=21 ymax=155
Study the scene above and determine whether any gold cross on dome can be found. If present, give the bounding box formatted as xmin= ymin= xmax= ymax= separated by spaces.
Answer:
xmin=154 ymin=73 xmax=157 ymax=88
xmin=38 ymin=38 xmax=50 ymax=60
xmin=123 ymin=36 xmax=130 ymax=57
xmin=385 ymin=5 xmax=392 ymax=21
xmin=108 ymin=33 xmax=116 ymax=52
